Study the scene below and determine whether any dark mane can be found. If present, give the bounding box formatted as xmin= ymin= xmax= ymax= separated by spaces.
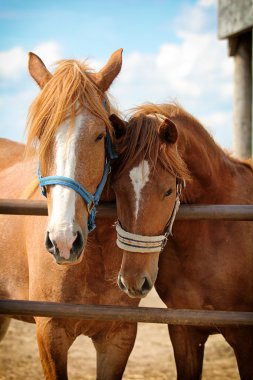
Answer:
xmin=114 ymin=112 xmax=190 ymax=180
xmin=131 ymin=102 xmax=253 ymax=176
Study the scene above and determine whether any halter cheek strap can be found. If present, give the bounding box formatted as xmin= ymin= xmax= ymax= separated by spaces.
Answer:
xmin=164 ymin=178 xmax=184 ymax=236
xmin=160 ymin=177 xmax=184 ymax=250
xmin=116 ymin=178 xmax=185 ymax=253
xmin=37 ymin=132 xmax=117 ymax=233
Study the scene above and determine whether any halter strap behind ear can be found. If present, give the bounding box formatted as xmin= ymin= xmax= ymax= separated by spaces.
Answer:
xmin=164 ymin=178 xmax=185 ymax=236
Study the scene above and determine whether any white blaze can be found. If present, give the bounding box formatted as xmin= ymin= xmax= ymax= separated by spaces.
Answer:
xmin=129 ymin=160 xmax=150 ymax=220
xmin=48 ymin=113 xmax=84 ymax=259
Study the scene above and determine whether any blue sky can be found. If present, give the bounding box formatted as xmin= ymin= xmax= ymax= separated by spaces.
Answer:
xmin=1 ymin=1 xmax=186 ymax=55
xmin=0 ymin=0 xmax=233 ymax=149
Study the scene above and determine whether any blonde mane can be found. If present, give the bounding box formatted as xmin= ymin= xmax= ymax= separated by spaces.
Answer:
xmin=25 ymin=59 xmax=113 ymax=173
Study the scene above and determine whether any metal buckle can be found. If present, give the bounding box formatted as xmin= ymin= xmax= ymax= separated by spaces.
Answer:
xmin=176 ymin=178 xmax=186 ymax=197
xmin=87 ymin=200 xmax=95 ymax=214
xmin=41 ymin=186 xmax=47 ymax=198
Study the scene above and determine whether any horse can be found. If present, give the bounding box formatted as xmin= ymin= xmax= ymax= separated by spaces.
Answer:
xmin=0 ymin=138 xmax=25 ymax=170
xmin=0 ymin=50 xmax=145 ymax=380
xmin=109 ymin=104 xmax=253 ymax=380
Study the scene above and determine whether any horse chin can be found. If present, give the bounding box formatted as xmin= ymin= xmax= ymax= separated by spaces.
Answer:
xmin=125 ymin=289 xmax=151 ymax=299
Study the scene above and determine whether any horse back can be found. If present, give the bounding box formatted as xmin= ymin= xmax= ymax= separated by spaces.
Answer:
xmin=0 ymin=138 xmax=25 ymax=171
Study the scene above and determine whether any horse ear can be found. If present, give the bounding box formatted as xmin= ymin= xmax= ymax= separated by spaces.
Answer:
xmin=94 ymin=49 xmax=123 ymax=92
xmin=158 ymin=118 xmax=178 ymax=144
xmin=109 ymin=114 xmax=127 ymax=139
xmin=28 ymin=52 xmax=52 ymax=89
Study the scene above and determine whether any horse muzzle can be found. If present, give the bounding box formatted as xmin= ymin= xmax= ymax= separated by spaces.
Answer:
xmin=45 ymin=229 xmax=85 ymax=265
xmin=117 ymin=248 xmax=159 ymax=298
xmin=117 ymin=273 xmax=154 ymax=298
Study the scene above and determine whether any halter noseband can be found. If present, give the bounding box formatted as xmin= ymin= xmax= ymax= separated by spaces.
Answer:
xmin=116 ymin=178 xmax=184 ymax=253
xmin=37 ymin=132 xmax=117 ymax=233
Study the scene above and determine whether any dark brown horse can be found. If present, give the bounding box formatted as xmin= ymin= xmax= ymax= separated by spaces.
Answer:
xmin=110 ymin=104 xmax=253 ymax=380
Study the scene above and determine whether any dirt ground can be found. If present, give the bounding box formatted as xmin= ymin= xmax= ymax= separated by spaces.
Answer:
xmin=0 ymin=289 xmax=239 ymax=380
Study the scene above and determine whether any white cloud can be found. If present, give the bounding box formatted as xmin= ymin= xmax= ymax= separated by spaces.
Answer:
xmin=111 ymin=1 xmax=233 ymax=149
xmin=198 ymin=0 xmax=217 ymax=7
xmin=201 ymin=110 xmax=233 ymax=148
xmin=0 ymin=41 xmax=63 ymax=142
xmin=203 ymin=110 xmax=231 ymax=128
xmin=112 ymin=30 xmax=232 ymax=112
xmin=33 ymin=41 xmax=63 ymax=68
xmin=0 ymin=2 xmax=233 ymax=149
xmin=0 ymin=88 xmax=39 ymax=142
xmin=0 ymin=41 xmax=62 ymax=81
xmin=174 ymin=1 xmax=217 ymax=34
xmin=0 ymin=47 xmax=27 ymax=79
xmin=156 ymin=31 xmax=232 ymax=97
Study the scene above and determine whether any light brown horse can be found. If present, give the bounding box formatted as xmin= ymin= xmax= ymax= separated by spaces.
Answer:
xmin=0 ymin=51 xmax=144 ymax=380
xmin=25 ymin=50 xmax=122 ymax=263
xmin=0 ymin=138 xmax=25 ymax=170
xmin=110 ymin=104 xmax=253 ymax=380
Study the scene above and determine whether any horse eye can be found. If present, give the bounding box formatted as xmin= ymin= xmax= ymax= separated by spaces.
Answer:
xmin=95 ymin=133 xmax=104 ymax=142
xmin=165 ymin=188 xmax=173 ymax=197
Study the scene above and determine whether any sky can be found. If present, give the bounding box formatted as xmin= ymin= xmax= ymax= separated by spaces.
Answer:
xmin=0 ymin=0 xmax=234 ymax=149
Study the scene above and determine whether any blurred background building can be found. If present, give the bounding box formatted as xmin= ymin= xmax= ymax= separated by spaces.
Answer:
xmin=219 ymin=0 xmax=253 ymax=158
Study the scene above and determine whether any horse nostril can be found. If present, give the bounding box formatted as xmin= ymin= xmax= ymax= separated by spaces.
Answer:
xmin=72 ymin=231 xmax=84 ymax=254
xmin=45 ymin=231 xmax=55 ymax=253
xmin=141 ymin=277 xmax=152 ymax=293
xmin=118 ymin=275 xmax=126 ymax=291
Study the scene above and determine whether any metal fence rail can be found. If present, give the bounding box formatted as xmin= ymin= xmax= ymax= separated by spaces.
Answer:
xmin=1 ymin=199 xmax=253 ymax=220
xmin=0 ymin=300 xmax=253 ymax=326
xmin=0 ymin=198 xmax=253 ymax=326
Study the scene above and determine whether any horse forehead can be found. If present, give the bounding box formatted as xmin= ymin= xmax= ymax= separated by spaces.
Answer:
xmin=129 ymin=160 xmax=150 ymax=191
xmin=56 ymin=110 xmax=103 ymax=144
xmin=56 ymin=113 xmax=83 ymax=142
xmin=78 ymin=109 xmax=106 ymax=136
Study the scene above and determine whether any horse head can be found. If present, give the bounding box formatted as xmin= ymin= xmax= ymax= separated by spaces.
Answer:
xmin=27 ymin=50 xmax=122 ymax=264
xmin=111 ymin=111 xmax=188 ymax=298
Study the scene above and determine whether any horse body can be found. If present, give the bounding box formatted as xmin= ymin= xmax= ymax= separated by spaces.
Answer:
xmin=0 ymin=51 xmax=140 ymax=380
xmin=0 ymin=138 xmax=24 ymax=171
xmin=27 ymin=207 xmax=138 ymax=380
xmin=156 ymin=108 xmax=253 ymax=379
xmin=112 ymin=104 xmax=253 ymax=380
xmin=0 ymin=142 xmax=139 ymax=380
xmin=0 ymin=155 xmax=33 ymax=338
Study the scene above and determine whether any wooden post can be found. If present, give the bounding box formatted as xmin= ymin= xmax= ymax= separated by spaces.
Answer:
xmin=233 ymin=32 xmax=252 ymax=158
xmin=218 ymin=0 xmax=253 ymax=158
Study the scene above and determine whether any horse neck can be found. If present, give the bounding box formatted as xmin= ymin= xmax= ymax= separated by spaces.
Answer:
xmin=100 ymin=179 xmax=116 ymax=202
xmin=177 ymin=116 xmax=246 ymax=204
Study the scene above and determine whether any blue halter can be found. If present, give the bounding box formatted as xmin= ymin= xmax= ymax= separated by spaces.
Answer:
xmin=37 ymin=132 xmax=117 ymax=233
